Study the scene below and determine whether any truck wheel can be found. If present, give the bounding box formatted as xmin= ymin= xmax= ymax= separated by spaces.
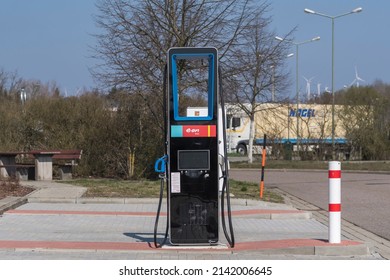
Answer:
xmin=237 ymin=144 xmax=247 ymax=155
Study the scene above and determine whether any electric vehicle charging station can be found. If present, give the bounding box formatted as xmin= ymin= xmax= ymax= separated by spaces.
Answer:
xmin=154 ymin=47 xmax=234 ymax=247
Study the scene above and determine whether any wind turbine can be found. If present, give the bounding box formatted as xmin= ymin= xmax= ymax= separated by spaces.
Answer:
xmin=350 ymin=66 xmax=365 ymax=87
xmin=303 ymin=76 xmax=315 ymax=100
xmin=75 ymin=87 xmax=82 ymax=96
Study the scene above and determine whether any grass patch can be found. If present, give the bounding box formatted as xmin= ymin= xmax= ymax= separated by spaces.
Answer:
xmin=338 ymin=161 xmax=390 ymax=171
xmin=231 ymin=160 xmax=327 ymax=170
xmin=63 ymin=178 xmax=161 ymax=198
xmin=229 ymin=180 xmax=284 ymax=203
xmin=62 ymin=178 xmax=283 ymax=203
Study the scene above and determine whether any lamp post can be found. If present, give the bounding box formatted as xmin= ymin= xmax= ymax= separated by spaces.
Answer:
xmin=270 ymin=64 xmax=276 ymax=102
xmin=304 ymin=7 xmax=363 ymax=160
xmin=271 ymin=53 xmax=293 ymax=102
xmin=275 ymin=36 xmax=320 ymax=158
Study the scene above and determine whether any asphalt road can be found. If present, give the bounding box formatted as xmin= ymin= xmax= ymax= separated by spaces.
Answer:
xmin=229 ymin=169 xmax=390 ymax=241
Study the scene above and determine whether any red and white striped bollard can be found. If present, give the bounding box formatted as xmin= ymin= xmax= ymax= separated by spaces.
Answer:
xmin=328 ymin=161 xmax=341 ymax=243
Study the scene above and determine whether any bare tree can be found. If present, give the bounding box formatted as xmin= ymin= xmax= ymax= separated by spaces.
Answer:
xmin=339 ymin=86 xmax=390 ymax=160
xmin=91 ymin=0 xmax=276 ymax=171
xmin=92 ymin=0 xmax=256 ymax=92
xmin=226 ymin=12 xmax=293 ymax=163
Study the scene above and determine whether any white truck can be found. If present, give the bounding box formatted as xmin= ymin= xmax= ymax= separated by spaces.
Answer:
xmin=186 ymin=106 xmax=251 ymax=154
xmin=188 ymin=103 xmax=349 ymax=158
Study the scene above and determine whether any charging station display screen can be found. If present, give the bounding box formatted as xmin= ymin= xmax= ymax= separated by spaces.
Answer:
xmin=177 ymin=150 xmax=210 ymax=170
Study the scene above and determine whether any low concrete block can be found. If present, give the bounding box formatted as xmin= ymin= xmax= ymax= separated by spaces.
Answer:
xmin=315 ymin=243 xmax=369 ymax=256
xmin=35 ymin=155 xmax=53 ymax=181
xmin=16 ymin=168 xmax=29 ymax=181
xmin=271 ymin=212 xmax=312 ymax=220
xmin=59 ymin=165 xmax=73 ymax=180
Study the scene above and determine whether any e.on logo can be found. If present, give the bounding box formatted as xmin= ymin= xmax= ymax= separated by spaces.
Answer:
xmin=186 ymin=128 xmax=200 ymax=133
xmin=181 ymin=125 xmax=216 ymax=137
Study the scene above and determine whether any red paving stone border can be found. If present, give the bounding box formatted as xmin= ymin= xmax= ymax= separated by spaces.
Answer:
xmin=5 ymin=209 xmax=302 ymax=217
xmin=0 ymin=239 xmax=363 ymax=252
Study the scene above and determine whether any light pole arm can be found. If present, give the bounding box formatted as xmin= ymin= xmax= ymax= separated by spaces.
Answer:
xmin=304 ymin=7 xmax=363 ymax=19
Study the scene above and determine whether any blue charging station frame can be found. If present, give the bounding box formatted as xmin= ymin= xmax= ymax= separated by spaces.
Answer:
xmin=170 ymin=53 xmax=216 ymax=121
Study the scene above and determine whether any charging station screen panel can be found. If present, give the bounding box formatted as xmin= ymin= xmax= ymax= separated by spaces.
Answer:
xmin=171 ymin=53 xmax=215 ymax=121
xmin=178 ymin=150 xmax=210 ymax=170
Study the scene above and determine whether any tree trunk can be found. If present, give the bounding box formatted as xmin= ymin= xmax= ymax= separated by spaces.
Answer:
xmin=248 ymin=114 xmax=255 ymax=163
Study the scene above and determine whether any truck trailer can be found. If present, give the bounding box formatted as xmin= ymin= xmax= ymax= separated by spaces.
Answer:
xmin=224 ymin=103 xmax=348 ymax=159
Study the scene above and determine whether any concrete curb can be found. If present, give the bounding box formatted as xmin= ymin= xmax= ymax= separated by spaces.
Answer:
xmin=0 ymin=186 xmax=42 ymax=214
xmin=0 ymin=239 xmax=370 ymax=257
xmin=27 ymin=197 xmax=164 ymax=204
xmin=25 ymin=197 xmax=312 ymax=220
xmin=236 ymin=243 xmax=370 ymax=256
xmin=314 ymin=243 xmax=369 ymax=256
xmin=0 ymin=196 xmax=27 ymax=215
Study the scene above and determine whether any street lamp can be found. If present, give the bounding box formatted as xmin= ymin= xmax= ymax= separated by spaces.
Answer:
xmin=270 ymin=53 xmax=294 ymax=102
xmin=275 ymin=36 xmax=320 ymax=158
xmin=304 ymin=7 xmax=363 ymax=160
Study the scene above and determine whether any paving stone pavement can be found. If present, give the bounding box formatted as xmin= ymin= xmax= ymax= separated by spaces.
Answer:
xmin=0 ymin=180 xmax=386 ymax=260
